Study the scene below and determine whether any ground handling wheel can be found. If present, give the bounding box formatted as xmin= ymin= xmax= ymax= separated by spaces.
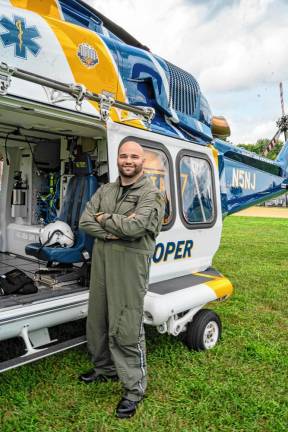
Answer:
xmin=184 ymin=309 xmax=222 ymax=351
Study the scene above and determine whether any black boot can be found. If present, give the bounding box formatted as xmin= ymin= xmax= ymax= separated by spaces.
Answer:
xmin=116 ymin=397 xmax=143 ymax=419
xmin=79 ymin=369 xmax=118 ymax=383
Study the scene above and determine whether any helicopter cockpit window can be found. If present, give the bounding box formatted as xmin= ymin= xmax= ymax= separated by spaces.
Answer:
xmin=178 ymin=154 xmax=216 ymax=226
xmin=143 ymin=148 xmax=173 ymax=227
xmin=59 ymin=0 xmax=103 ymax=33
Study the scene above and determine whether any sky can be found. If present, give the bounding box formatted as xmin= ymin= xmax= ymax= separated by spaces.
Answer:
xmin=85 ymin=0 xmax=288 ymax=145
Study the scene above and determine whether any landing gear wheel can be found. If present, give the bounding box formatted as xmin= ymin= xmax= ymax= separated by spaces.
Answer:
xmin=185 ymin=309 xmax=222 ymax=351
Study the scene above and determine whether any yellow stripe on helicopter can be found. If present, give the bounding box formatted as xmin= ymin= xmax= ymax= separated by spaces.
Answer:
xmin=11 ymin=0 xmax=62 ymax=20
xmin=206 ymin=276 xmax=233 ymax=300
xmin=193 ymin=271 xmax=233 ymax=299
xmin=208 ymin=145 xmax=219 ymax=169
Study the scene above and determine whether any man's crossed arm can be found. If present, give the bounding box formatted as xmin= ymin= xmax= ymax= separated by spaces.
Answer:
xmin=79 ymin=186 xmax=165 ymax=242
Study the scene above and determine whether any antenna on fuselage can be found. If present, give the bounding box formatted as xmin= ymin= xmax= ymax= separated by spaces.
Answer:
xmin=262 ymin=82 xmax=288 ymax=156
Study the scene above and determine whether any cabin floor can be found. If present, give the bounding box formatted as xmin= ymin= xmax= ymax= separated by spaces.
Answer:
xmin=0 ymin=252 xmax=88 ymax=310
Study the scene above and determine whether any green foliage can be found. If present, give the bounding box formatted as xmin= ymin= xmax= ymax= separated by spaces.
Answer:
xmin=0 ymin=216 xmax=288 ymax=431
xmin=238 ymin=138 xmax=283 ymax=160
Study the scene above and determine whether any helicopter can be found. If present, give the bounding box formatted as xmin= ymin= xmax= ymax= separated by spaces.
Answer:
xmin=0 ymin=0 xmax=287 ymax=372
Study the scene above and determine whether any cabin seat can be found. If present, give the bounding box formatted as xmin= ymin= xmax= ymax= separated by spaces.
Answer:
xmin=25 ymin=154 xmax=97 ymax=263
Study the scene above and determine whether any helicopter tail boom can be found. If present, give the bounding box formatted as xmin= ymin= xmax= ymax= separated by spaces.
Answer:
xmin=275 ymin=139 xmax=288 ymax=173
xmin=214 ymin=139 xmax=288 ymax=216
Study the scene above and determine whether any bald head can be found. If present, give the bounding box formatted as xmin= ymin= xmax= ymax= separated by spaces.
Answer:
xmin=118 ymin=140 xmax=144 ymax=157
xmin=117 ymin=140 xmax=145 ymax=184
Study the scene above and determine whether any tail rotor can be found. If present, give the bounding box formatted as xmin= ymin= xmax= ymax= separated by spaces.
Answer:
xmin=262 ymin=82 xmax=288 ymax=156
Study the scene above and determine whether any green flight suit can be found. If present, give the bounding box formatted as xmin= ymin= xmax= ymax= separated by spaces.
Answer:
xmin=79 ymin=174 xmax=165 ymax=401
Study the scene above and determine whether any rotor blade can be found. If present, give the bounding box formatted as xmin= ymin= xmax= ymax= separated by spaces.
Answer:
xmin=280 ymin=82 xmax=285 ymax=116
xmin=262 ymin=129 xmax=281 ymax=156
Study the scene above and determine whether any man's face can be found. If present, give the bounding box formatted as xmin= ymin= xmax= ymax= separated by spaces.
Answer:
xmin=117 ymin=141 xmax=145 ymax=179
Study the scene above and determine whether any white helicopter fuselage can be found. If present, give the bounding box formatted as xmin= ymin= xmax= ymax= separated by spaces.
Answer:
xmin=0 ymin=0 xmax=234 ymax=371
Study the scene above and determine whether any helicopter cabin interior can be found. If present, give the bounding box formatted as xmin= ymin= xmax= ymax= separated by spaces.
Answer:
xmin=0 ymin=98 xmax=108 ymax=305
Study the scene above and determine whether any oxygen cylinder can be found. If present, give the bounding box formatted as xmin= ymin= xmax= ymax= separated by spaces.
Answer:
xmin=11 ymin=171 xmax=28 ymax=218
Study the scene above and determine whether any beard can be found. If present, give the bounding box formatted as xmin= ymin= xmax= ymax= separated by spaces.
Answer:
xmin=118 ymin=163 xmax=143 ymax=178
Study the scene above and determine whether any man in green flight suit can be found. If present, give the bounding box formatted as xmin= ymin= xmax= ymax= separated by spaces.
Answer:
xmin=79 ymin=139 xmax=165 ymax=419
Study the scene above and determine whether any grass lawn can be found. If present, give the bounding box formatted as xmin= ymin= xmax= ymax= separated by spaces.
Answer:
xmin=0 ymin=216 xmax=287 ymax=432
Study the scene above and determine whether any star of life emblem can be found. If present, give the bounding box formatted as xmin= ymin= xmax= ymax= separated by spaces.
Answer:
xmin=0 ymin=15 xmax=41 ymax=59
xmin=77 ymin=43 xmax=99 ymax=68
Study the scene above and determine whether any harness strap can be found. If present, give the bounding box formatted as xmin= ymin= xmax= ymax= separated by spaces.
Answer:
xmin=65 ymin=177 xmax=78 ymax=227
xmin=73 ymin=177 xmax=87 ymax=232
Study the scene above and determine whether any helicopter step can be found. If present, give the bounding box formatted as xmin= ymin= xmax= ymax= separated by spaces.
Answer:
xmin=0 ymin=335 xmax=86 ymax=373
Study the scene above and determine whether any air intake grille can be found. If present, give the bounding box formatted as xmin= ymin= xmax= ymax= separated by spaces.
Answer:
xmin=165 ymin=61 xmax=200 ymax=116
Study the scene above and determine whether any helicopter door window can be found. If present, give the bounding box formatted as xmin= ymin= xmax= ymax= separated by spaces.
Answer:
xmin=144 ymin=146 xmax=175 ymax=230
xmin=177 ymin=152 xmax=216 ymax=228
xmin=118 ymin=137 xmax=175 ymax=230
xmin=143 ymin=147 xmax=174 ymax=228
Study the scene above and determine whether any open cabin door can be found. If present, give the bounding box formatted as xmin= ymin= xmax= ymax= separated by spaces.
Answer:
xmin=106 ymin=121 xmax=223 ymax=283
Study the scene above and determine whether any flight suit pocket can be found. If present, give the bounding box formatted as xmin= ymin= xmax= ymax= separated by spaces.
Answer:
xmin=124 ymin=195 xmax=139 ymax=204
xmin=114 ymin=306 xmax=143 ymax=346
xmin=119 ymin=195 xmax=139 ymax=215
xmin=147 ymin=208 xmax=160 ymax=235
xmin=147 ymin=193 xmax=165 ymax=234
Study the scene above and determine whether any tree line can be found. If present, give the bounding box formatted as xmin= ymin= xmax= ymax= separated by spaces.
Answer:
xmin=237 ymin=139 xmax=283 ymax=160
